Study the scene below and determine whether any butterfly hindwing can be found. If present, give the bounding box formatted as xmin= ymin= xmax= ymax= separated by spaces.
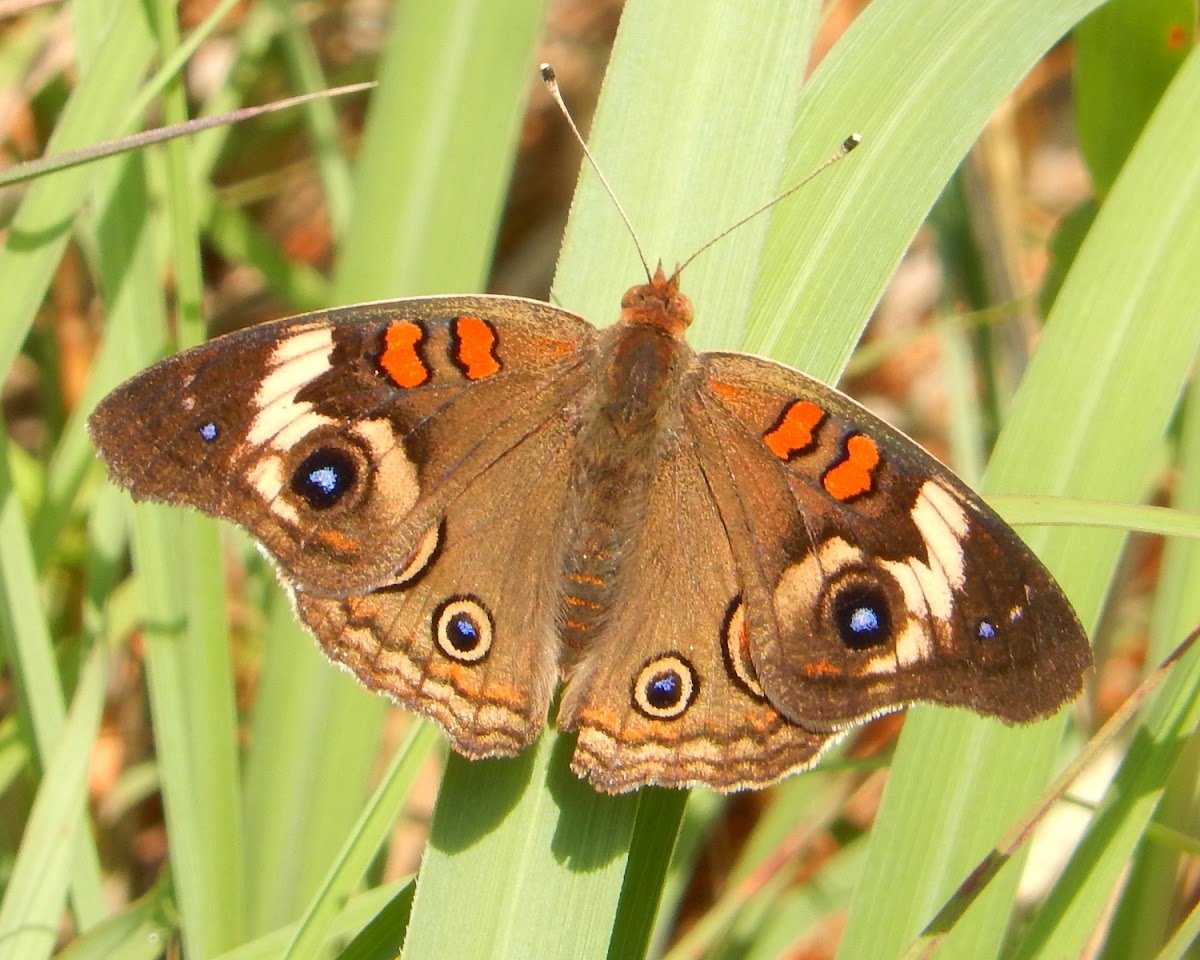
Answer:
xmin=558 ymin=415 xmax=833 ymax=793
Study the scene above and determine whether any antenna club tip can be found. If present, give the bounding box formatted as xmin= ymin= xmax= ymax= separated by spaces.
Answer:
xmin=540 ymin=63 xmax=556 ymax=83
xmin=843 ymin=133 xmax=863 ymax=152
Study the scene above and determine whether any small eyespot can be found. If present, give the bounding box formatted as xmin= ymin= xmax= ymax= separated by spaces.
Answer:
xmin=290 ymin=448 xmax=357 ymax=510
xmin=632 ymin=654 xmax=697 ymax=720
xmin=977 ymin=619 xmax=997 ymax=640
xmin=433 ymin=596 xmax=493 ymax=663
xmin=199 ymin=422 xmax=219 ymax=442
xmin=832 ymin=584 xmax=891 ymax=650
xmin=721 ymin=598 xmax=764 ymax=698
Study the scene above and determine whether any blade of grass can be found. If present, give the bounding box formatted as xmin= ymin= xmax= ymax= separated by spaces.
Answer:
xmin=1073 ymin=0 xmax=1192 ymax=196
xmin=240 ymin=0 xmax=552 ymax=932
xmin=1102 ymin=383 xmax=1200 ymax=956
xmin=404 ymin=2 xmax=824 ymax=957
xmin=0 ymin=643 xmax=106 ymax=960
xmin=0 ymin=0 xmax=159 ymax=934
xmin=271 ymin=0 xmax=355 ymax=240
xmin=839 ymin=17 xmax=1200 ymax=959
xmin=280 ymin=723 xmax=439 ymax=959
xmin=1001 ymin=55 xmax=1200 ymax=957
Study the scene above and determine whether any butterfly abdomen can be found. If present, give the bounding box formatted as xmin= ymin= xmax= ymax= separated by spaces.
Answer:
xmin=558 ymin=322 xmax=698 ymax=652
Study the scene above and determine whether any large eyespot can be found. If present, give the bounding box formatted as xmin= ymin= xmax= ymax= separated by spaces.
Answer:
xmin=721 ymin=597 xmax=764 ymax=698
xmin=290 ymin=447 xmax=359 ymax=510
xmin=433 ymin=596 xmax=493 ymax=663
xmin=632 ymin=654 xmax=698 ymax=720
xmin=831 ymin=583 xmax=892 ymax=650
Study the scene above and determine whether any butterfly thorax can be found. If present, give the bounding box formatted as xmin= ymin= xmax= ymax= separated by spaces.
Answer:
xmin=558 ymin=284 xmax=699 ymax=655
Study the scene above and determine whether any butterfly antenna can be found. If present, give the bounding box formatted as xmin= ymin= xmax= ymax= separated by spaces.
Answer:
xmin=540 ymin=63 xmax=653 ymax=282
xmin=674 ymin=133 xmax=863 ymax=277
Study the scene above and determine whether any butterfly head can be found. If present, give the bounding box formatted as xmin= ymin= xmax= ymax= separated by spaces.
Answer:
xmin=619 ymin=263 xmax=693 ymax=337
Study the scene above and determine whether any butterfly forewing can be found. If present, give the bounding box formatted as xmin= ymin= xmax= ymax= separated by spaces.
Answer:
xmin=695 ymin=351 xmax=1091 ymax=731
xmin=88 ymin=297 xmax=597 ymax=598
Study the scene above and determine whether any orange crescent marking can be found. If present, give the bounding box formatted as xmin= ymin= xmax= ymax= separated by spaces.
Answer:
xmin=568 ymin=572 xmax=606 ymax=587
xmin=454 ymin=316 xmax=501 ymax=380
xmin=802 ymin=659 xmax=841 ymax=677
xmin=317 ymin=529 xmax=359 ymax=552
xmin=744 ymin=704 xmax=782 ymax=732
xmin=823 ymin=434 xmax=880 ymax=501
xmin=379 ymin=321 xmax=430 ymax=388
xmin=763 ymin=400 xmax=825 ymax=460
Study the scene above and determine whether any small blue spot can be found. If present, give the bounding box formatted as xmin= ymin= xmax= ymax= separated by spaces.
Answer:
xmin=308 ymin=466 xmax=340 ymax=495
xmin=650 ymin=674 xmax=679 ymax=702
xmin=978 ymin=620 xmax=997 ymax=640
xmin=849 ymin=606 xmax=880 ymax=635
xmin=199 ymin=421 xmax=218 ymax=442
xmin=448 ymin=614 xmax=479 ymax=651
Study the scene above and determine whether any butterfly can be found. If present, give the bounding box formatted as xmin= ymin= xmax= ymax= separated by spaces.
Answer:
xmin=87 ymin=249 xmax=1091 ymax=793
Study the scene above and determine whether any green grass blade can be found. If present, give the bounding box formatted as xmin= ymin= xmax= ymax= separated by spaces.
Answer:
xmin=281 ymin=723 xmax=439 ymax=960
xmin=240 ymin=0 xmax=551 ymax=932
xmin=0 ymin=644 xmax=106 ymax=960
xmin=405 ymin=2 xmax=823 ymax=957
xmin=840 ymin=15 xmax=1200 ymax=960
xmin=1004 ymin=46 xmax=1200 ymax=958
xmin=1073 ymin=0 xmax=1192 ymax=196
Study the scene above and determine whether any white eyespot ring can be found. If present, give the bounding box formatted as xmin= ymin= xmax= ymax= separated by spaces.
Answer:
xmin=632 ymin=654 xmax=697 ymax=720
xmin=395 ymin=522 xmax=442 ymax=585
xmin=721 ymin=598 xmax=764 ymax=698
xmin=433 ymin=595 xmax=493 ymax=663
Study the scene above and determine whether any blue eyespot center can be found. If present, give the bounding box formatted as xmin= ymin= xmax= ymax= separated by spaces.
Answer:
xmin=291 ymin=448 xmax=357 ymax=510
xmin=447 ymin=613 xmax=480 ymax=652
xmin=977 ymin=619 xmax=997 ymax=640
xmin=433 ymin=597 xmax=494 ymax=663
xmin=833 ymin=584 xmax=891 ymax=650
xmin=199 ymin=421 xmax=219 ymax=442
xmin=646 ymin=671 xmax=681 ymax=709
xmin=632 ymin=654 xmax=697 ymax=720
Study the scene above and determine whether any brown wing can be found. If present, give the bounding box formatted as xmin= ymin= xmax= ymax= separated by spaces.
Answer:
xmin=557 ymin=419 xmax=834 ymax=794
xmin=295 ymin=406 xmax=583 ymax=758
xmin=691 ymin=351 xmax=1091 ymax=732
xmin=88 ymin=295 xmax=596 ymax=597
xmin=90 ymin=295 xmax=599 ymax=758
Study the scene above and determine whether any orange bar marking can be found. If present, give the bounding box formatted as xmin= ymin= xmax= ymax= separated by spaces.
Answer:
xmin=568 ymin=572 xmax=606 ymax=587
xmin=802 ymin=659 xmax=841 ymax=677
xmin=823 ymin=434 xmax=880 ymax=501
xmin=379 ymin=321 xmax=429 ymax=388
xmin=763 ymin=400 xmax=825 ymax=460
xmin=317 ymin=529 xmax=359 ymax=552
xmin=565 ymin=595 xmax=602 ymax=610
xmin=744 ymin=704 xmax=782 ymax=732
xmin=454 ymin=316 xmax=501 ymax=380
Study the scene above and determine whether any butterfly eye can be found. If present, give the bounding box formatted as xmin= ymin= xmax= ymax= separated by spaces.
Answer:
xmin=433 ymin=596 xmax=494 ymax=663
xmin=632 ymin=654 xmax=698 ymax=720
xmin=291 ymin=448 xmax=358 ymax=510
xmin=831 ymin=583 xmax=892 ymax=650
